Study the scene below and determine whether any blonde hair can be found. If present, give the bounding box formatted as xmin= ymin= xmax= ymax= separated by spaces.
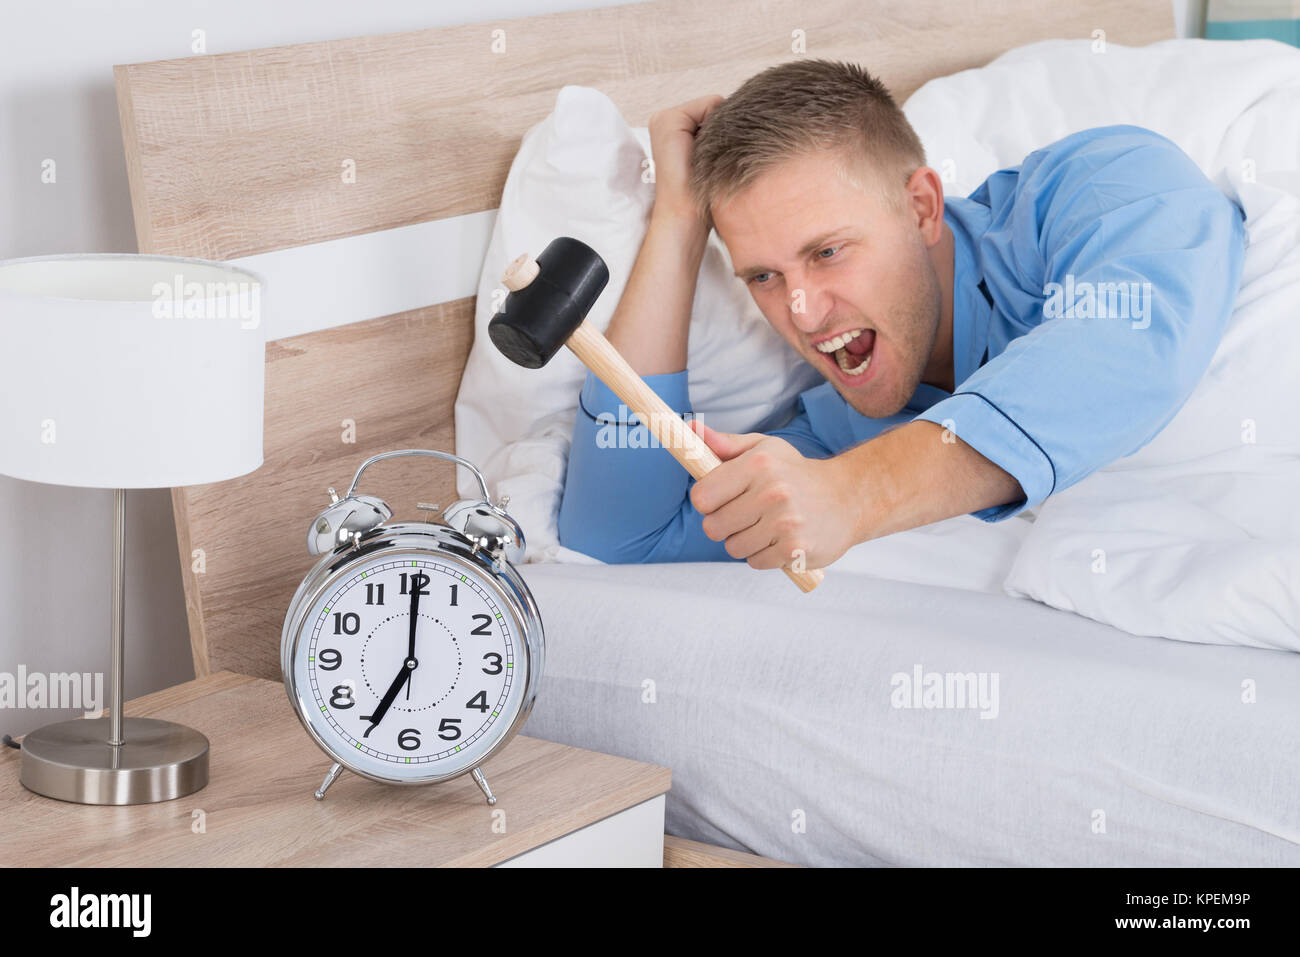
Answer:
xmin=688 ymin=59 xmax=926 ymax=231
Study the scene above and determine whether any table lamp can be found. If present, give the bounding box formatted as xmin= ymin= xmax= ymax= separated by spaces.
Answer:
xmin=0 ymin=253 xmax=265 ymax=804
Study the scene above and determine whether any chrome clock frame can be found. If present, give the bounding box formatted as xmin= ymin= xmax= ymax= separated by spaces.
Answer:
xmin=280 ymin=450 xmax=544 ymax=804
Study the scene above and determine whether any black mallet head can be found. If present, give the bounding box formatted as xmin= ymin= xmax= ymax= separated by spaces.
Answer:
xmin=488 ymin=236 xmax=610 ymax=369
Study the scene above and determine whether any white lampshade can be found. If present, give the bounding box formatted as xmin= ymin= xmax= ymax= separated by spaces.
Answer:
xmin=0 ymin=253 xmax=265 ymax=488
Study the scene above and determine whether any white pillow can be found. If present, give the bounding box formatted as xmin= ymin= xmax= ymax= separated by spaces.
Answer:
xmin=903 ymin=37 xmax=1300 ymax=204
xmin=1001 ymin=453 xmax=1300 ymax=652
xmin=453 ymin=85 xmax=822 ymax=562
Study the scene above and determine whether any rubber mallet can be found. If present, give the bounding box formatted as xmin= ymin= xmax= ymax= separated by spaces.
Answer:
xmin=489 ymin=236 xmax=825 ymax=594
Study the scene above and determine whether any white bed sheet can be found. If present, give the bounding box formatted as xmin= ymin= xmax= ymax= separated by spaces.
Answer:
xmin=516 ymin=560 xmax=1300 ymax=866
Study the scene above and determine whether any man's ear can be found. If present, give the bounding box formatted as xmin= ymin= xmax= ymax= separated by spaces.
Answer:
xmin=904 ymin=166 xmax=945 ymax=245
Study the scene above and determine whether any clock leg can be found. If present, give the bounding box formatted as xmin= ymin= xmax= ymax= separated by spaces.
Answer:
xmin=471 ymin=766 xmax=497 ymax=806
xmin=314 ymin=762 xmax=344 ymax=800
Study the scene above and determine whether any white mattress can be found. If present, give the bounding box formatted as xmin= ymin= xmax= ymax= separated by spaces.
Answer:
xmin=516 ymin=551 xmax=1300 ymax=866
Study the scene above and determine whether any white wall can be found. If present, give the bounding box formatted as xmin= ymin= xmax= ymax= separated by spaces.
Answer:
xmin=0 ymin=0 xmax=1202 ymax=737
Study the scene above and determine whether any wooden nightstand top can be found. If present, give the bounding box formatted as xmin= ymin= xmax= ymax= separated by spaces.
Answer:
xmin=0 ymin=672 xmax=671 ymax=867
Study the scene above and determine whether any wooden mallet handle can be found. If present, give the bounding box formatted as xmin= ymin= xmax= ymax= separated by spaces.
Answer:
xmin=565 ymin=321 xmax=825 ymax=593
xmin=495 ymin=244 xmax=825 ymax=593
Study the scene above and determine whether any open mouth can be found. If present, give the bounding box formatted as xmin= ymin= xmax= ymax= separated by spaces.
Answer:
xmin=813 ymin=328 xmax=876 ymax=380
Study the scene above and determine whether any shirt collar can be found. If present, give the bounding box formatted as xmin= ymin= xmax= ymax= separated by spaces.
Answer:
xmin=893 ymin=196 xmax=990 ymax=413
xmin=943 ymin=194 xmax=994 ymax=390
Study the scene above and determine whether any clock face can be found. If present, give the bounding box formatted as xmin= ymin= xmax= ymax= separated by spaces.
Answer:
xmin=289 ymin=552 xmax=526 ymax=782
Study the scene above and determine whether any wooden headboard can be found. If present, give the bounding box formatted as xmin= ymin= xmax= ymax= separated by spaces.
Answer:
xmin=114 ymin=0 xmax=1174 ymax=682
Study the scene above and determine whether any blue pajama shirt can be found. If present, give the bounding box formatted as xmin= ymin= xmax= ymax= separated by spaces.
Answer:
xmin=557 ymin=125 xmax=1249 ymax=564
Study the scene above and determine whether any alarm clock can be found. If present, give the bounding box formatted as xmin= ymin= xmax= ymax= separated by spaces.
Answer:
xmin=281 ymin=449 xmax=544 ymax=804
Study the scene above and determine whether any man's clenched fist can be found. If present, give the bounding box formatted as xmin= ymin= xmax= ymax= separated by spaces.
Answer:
xmin=686 ymin=419 xmax=862 ymax=571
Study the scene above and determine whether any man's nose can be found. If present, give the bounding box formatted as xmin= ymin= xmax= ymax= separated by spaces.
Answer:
xmin=787 ymin=280 xmax=828 ymax=334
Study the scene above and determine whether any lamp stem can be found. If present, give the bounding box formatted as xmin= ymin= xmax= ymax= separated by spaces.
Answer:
xmin=109 ymin=487 xmax=126 ymax=747
xmin=18 ymin=482 xmax=208 ymax=804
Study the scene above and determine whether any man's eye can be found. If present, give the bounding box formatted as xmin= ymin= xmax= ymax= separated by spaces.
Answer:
xmin=749 ymin=244 xmax=841 ymax=286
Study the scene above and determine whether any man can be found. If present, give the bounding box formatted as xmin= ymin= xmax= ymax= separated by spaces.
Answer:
xmin=557 ymin=59 xmax=1248 ymax=573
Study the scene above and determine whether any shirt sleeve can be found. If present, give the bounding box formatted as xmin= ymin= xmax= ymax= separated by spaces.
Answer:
xmin=557 ymin=369 xmax=832 ymax=563
xmin=915 ymin=127 xmax=1248 ymax=521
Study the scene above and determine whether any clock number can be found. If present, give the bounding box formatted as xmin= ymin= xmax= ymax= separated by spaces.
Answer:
xmin=467 ymin=690 xmax=489 ymax=713
xmin=329 ymin=684 xmax=355 ymax=709
xmin=470 ymin=614 xmax=492 ymax=636
xmin=333 ymin=612 xmax=360 ymax=635
xmin=317 ymin=648 xmax=342 ymax=671
xmin=365 ymin=582 xmax=385 ymax=605
xmin=437 ymin=717 xmax=462 ymax=741
xmin=482 ymin=653 xmax=502 ymax=676
xmin=398 ymin=728 xmax=421 ymax=751
xmin=449 ymin=583 xmax=458 ymax=606
xmin=399 ymin=571 xmax=429 ymax=596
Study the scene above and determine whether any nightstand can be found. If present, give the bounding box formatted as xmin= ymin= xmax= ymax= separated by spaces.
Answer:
xmin=0 ymin=672 xmax=670 ymax=867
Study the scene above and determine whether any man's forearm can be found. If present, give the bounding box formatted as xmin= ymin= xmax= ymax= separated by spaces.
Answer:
xmin=603 ymin=202 xmax=710 ymax=376
xmin=838 ymin=420 xmax=1025 ymax=542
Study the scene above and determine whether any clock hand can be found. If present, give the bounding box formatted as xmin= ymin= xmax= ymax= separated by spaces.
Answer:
xmin=361 ymin=569 xmax=428 ymax=733
xmin=361 ymin=658 xmax=415 ymax=738
xmin=406 ymin=570 xmax=425 ymax=700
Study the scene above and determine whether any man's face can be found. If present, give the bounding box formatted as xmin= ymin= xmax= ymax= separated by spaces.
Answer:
xmin=712 ymin=150 xmax=944 ymax=418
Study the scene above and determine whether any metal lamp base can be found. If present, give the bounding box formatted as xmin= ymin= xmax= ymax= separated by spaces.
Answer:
xmin=19 ymin=716 xmax=209 ymax=805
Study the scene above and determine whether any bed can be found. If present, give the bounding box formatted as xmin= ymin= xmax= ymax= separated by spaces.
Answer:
xmin=113 ymin=0 xmax=1300 ymax=866
xmin=518 ymin=548 xmax=1300 ymax=866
